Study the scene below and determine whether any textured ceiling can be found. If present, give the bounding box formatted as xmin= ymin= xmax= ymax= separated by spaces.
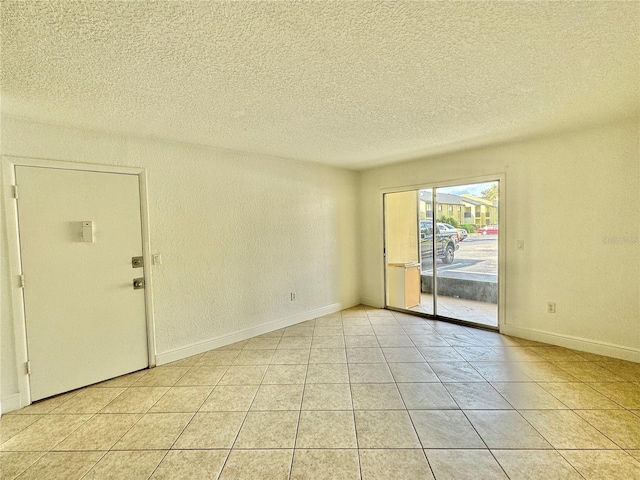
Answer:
xmin=2 ymin=1 xmax=638 ymax=170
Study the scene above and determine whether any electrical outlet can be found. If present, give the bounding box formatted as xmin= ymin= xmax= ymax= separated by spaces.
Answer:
xmin=291 ymin=292 xmax=296 ymax=301
xmin=547 ymin=302 xmax=556 ymax=314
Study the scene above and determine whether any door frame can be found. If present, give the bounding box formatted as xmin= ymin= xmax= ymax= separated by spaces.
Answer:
xmin=2 ymin=156 xmax=157 ymax=409
xmin=381 ymin=173 xmax=506 ymax=332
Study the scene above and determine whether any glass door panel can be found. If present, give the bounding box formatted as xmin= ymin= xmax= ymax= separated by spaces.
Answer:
xmin=435 ymin=182 xmax=499 ymax=327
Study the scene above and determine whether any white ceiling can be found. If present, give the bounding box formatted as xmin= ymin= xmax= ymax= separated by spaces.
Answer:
xmin=2 ymin=1 xmax=638 ymax=170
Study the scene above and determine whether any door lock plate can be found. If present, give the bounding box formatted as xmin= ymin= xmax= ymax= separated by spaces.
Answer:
xmin=133 ymin=277 xmax=145 ymax=289
xmin=131 ymin=256 xmax=143 ymax=268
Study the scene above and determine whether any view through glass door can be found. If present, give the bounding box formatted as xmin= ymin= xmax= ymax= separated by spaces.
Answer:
xmin=385 ymin=181 xmax=499 ymax=328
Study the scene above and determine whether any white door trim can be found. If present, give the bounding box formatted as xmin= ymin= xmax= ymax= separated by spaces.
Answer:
xmin=2 ymin=156 xmax=157 ymax=409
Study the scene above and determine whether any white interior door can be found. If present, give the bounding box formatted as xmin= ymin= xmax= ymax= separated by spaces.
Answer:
xmin=15 ymin=166 xmax=149 ymax=401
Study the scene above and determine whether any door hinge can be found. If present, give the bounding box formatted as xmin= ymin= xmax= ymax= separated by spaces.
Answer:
xmin=12 ymin=185 xmax=19 ymax=199
xmin=26 ymin=361 xmax=31 ymax=375
xmin=18 ymin=274 xmax=25 ymax=288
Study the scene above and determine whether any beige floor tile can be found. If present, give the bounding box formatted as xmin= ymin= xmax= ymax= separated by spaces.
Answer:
xmin=271 ymin=349 xmax=310 ymax=365
xmin=345 ymin=347 xmax=386 ymax=363
xmin=219 ymin=449 xmax=292 ymax=480
xmin=244 ymin=338 xmax=280 ymax=350
xmin=497 ymin=346 xmax=543 ymax=362
xmin=50 ymin=388 xmax=125 ymax=414
xmin=232 ymin=350 xmax=274 ymax=366
xmin=291 ymin=449 xmax=360 ymax=480
xmin=454 ymin=346 xmax=505 ymax=362
xmin=276 ymin=337 xmax=313 ymax=349
xmin=218 ymin=340 xmax=248 ymax=350
xmin=113 ymin=413 xmax=192 ymax=450
xmin=343 ymin=325 xmax=375 ymax=336
xmin=234 ymin=411 xmax=298 ymax=449
xmin=315 ymin=317 xmax=344 ymax=326
xmin=555 ymin=361 xmax=626 ymax=383
xmin=133 ymin=367 xmax=189 ymax=387
xmin=296 ymin=411 xmax=357 ymax=448
xmin=410 ymin=334 xmax=450 ymax=347
xmin=175 ymin=366 xmax=228 ymax=386
xmin=388 ymin=362 xmax=439 ymax=383
xmin=309 ymin=348 xmax=347 ymax=364
xmin=469 ymin=362 xmax=532 ymax=382
xmin=381 ymin=347 xmax=426 ymax=363
xmin=598 ymin=360 xmax=640 ymax=381
xmin=218 ymin=366 xmax=267 ymax=385
xmin=256 ymin=329 xmax=285 ymax=339
xmin=314 ymin=326 xmax=344 ymax=336
xmin=348 ymin=363 xmax=394 ymax=383
xmin=376 ymin=335 xmax=414 ymax=347
xmin=528 ymin=346 xmax=587 ymax=362
xmin=397 ymin=382 xmax=458 ymax=409
xmin=589 ymin=382 xmax=640 ymax=409
xmin=627 ymin=450 xmax=640 ymax=461
xmin=101 ymin=387 xmax=169 ymax=413
xmin=302 ymin=383 xmax=353 ymax=410
xmin=429 ymin=361 xmax=486 ymax=382
xmin=282 ymin=326 xmax=314 ymax=337
xmin=444 ymin=382 xmax=512 ymax=409
xmin=7 ymin=390 xmax=80 ymax=415
xmin=515 ymin=362 xmax=579 ymax=382
xmin=538 ymin=382 xmax=622 ymax=409
xmin=16 ymin=451 xmax=104 ymax=480
xmin=440 ymin=334 xmax=487 ymax=347
xmin=0 ymin=415 xmax=42 ymax=444
xmin=305 ymin=363 xmax=349 ymax=383
xmin=341 ymin=318 xmax=372 ymax=327
xmin=196 ymin=350 xmax=240 ymax=366
xmin=576 ymin=409 xmax=640 ymax=448
xmin=262 ymin=364 xmax=307 ymax=384
xmin=360 ymin=449 xmax=433 ymax=480
xmin=83 ymin=450 xmax=165 ymax=480
xmin=355 ymin=410 xmax=421 ymax=448
xmin=164 ymin=353 xmax=205 ymax=368
xmin=0 ymin=414 xmax=92 ymax=451
xmin=311 ymin=336 xmax=345 ymax=349
xmin=250 ymin=384 xmax=304 ymax=411
xmin=0 ymin=452 xmax=44 ymax=480
xmin=149 ymin=386 xmax=213 ymax=413
xmin=351 ymin=383 xmax=405 ymax=410
xmin=520 ymin=410 xmax=618 ymax=449
xmin=173 ymin=412 xmax=245 ymax=449
xmin=150 ymin=449 xmax=229 ymax=480
xmin=373 ymin=325 xmax=406 ymax=336
xmin=425 ymin=449 xmax=507 ymax=479
xmin=409 ymin=410 xmax=484 ymax=448
xmin=344 ymin=335 xmax=379 ymax=347
xmin=493 ymin=449 xmax=583 ymax=479
xmin=560 ymin=450 xmax=640 ymax=480
xmin=199 ymin=385 xmax=258 ymax=412
xmin=54 ymin=413 xmax=141 ymax=450
xmin=464 ymin=410 xmax=552 ymax=449
xmin=491 ymin=382 xmax=568 ymax=409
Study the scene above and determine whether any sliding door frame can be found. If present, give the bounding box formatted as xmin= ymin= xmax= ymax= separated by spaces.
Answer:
xmin=382 ymin=173 xmax=506 ymax=332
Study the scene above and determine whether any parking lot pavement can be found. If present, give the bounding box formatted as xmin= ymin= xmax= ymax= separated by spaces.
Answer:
xmin=422 ymin=235 xmax=498 ymax=283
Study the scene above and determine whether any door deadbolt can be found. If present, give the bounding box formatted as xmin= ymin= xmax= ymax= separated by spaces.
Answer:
xmin=133 ymin=277 xmax=145 ymax=290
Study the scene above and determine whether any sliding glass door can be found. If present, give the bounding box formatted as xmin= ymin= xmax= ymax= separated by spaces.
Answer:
xmin=384 ymin=181 xmax=499 ymax=328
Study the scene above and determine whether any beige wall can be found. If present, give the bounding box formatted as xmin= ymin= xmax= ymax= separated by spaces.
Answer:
xmin=1 ymin=115 xmax=361 ymax=411
xmin=360 ymin=118 xmax=640 ymax=361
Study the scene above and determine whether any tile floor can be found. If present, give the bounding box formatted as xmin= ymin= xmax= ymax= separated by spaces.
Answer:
xmin=1 ymin=305 xmax=640 ymax=479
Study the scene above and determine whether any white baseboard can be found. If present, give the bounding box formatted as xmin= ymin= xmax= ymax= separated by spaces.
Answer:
xmin=1 ymin=394 xmax=22 ymax=414
xmin=156 ymin=300 xmax=360 ymax=366
xmin=501 ymin=325 xmax=640 ymax=362
xmin=360 ymin=297 xmax=384 ymax=309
